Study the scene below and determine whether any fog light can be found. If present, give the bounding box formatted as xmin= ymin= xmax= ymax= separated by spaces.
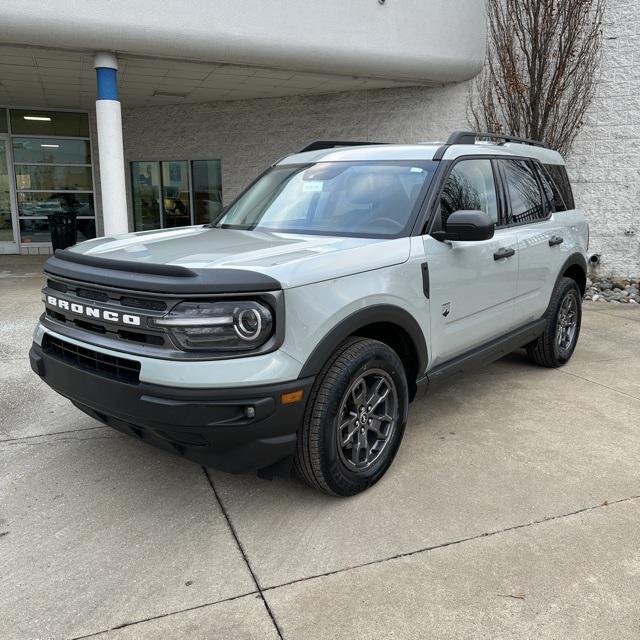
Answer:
xmin=245 ymin=406 xmax=256 ymax=419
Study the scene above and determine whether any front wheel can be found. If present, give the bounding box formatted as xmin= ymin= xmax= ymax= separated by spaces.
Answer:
xmin=294 ymin=338 xmax=408 ymax=496
xmin=526 ymin=277 xmax=582 ymax=367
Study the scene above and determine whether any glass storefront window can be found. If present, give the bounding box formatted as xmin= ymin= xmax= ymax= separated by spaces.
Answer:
xmin=161 ymin=161 xmax=191 ymax=228
xmin=9 ymin=109 xmax=96 ymax=245
xmin=131 ymin=162 xmax=161 ymax=231
xmin=12 ymin=138 xmax=91 ymax=164
xmin=15 ymin=165 xmax=93 ymax=191
xmin=0 ymin=110 xmax=7 ymax=134
xmin=0 ymin=140 xmax=13 ymax=243
xmin=132 ymin=159 xmax=222 ymax=231
xmin=17 ymin=192 xmax=94 ymax=217
xmin=10 ymin=110 xmax=89 ymax=137
xmin=192 ymin=160 xmax=223 ymax=224
xmin=19 ymin=218 xmax=50 ymax=244
xmin=19 ymin=217 xmax=96 ymax=244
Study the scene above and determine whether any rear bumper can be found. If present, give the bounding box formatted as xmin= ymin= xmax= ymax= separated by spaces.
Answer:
xmin=29 ymin=342 xmax=314 ymax=473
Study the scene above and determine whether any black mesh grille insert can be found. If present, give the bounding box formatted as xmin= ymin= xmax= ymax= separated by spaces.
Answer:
xmin=42 ymin=334 xmax=141 ymax=384
xmin=46 ymin=309 xmax=66 ymax=323
xmin=76 ymin=287 xmax=109 ymax=302
xmin=47 ymin=279 xmax=68 ymax=293
xmin=119 ymin=330 xmax=164 ymax=345
xmin=120 ymin=296 xmax=167 ymax=311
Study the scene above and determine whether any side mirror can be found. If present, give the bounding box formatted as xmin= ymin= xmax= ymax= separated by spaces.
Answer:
xmin=432 ymin=210 xmax=495 ymax=242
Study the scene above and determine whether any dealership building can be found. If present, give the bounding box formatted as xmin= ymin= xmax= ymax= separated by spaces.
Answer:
xmin=0 ymin=0 xmax=638 ymax=275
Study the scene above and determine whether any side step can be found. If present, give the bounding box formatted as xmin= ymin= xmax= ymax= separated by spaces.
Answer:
xmin=422 ymin=318 xmax=546 ymax=392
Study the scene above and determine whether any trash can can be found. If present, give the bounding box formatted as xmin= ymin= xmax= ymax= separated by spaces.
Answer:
xmin=47 ymin=212 xmax=78 ymax=251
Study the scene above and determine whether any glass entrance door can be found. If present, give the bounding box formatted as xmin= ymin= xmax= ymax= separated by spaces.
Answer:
xmin=0 ymin=137 xmax=19 ymax=253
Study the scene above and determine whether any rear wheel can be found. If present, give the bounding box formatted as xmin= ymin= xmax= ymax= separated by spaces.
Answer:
xmin=294 ymin=338 xmax=408 ymax=496
xmin=526 ymin=277 xmax=582 ymax=367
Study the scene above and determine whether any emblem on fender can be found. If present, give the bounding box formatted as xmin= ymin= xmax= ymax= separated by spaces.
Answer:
xmin=45 ymin=294 xmax=142 ymax=326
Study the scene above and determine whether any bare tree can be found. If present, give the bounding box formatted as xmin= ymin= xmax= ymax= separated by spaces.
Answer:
xmin=469 ymin=0 xmax=605 ymax=154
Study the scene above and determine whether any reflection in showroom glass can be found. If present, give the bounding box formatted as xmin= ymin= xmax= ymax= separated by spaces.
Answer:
xmin=19 ymin=217 xmax=96 ymax=244
xmin=14 ymin=165 xmax=93 ymax=191
xmin=17 ymin=192 xmax=94 ymax=217
xmin=12 ymin=138 xmax=91 ymax=165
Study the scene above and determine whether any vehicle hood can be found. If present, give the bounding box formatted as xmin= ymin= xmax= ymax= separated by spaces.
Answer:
xmin=69 ymin=226 xmax=411 ymax=289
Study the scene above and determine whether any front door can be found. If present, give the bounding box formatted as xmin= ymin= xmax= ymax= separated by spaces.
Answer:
xmin=0 ymin=136 xmax=19 ymax=254
xmin=423 ymin=158 xmax=519 ymax=368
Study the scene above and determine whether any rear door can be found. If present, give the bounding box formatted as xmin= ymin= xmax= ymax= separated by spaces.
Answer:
xmin=423 ymin=158 xmax=519 ymax=367
xmin=496 ymin=159 xmax=569 ymax=326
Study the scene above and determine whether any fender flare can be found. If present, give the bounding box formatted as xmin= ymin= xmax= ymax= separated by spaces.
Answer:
xmin=546 ymin=252 xmax=587 ymax=315
xmin=298 ymin=304 xmax=428 ymax=380
xmin=560 ymin=252 xmax=588 ymax=273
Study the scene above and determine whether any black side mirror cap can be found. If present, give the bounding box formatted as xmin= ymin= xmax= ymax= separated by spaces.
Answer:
xmin=432 ymin=210 xmax=495 ymax=242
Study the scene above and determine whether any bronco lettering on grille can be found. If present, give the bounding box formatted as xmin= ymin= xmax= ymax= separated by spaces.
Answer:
xmin=46 ymin=295 xmax=142 ymax=326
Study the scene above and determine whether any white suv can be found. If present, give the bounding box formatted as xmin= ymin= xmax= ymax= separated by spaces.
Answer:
xmin=30 ymin=132 xmax=589 ymax=496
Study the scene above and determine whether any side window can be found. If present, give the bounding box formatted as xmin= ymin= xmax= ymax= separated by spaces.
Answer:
xmin=542 ymin=164 xmax=574 ymax=210
xmin=501 ymin=160 xmax=546 ymax=224
xmin=536 ymin=163 xmax=560 ymax=213
xmin=439 ymin=159 xmax=498 ymax=225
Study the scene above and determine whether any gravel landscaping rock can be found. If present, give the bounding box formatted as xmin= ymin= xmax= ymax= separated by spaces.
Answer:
xmin=585 ymin=277 xmax=640 ymax=303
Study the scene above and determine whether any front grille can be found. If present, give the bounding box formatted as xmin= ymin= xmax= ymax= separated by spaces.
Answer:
xmin=45 ymin=308 xmax=165 ymax=346
xmin=42 ymin=334 xmax=141 ymax=383
xmin=43 ymin=276 xmax=171 ymax=350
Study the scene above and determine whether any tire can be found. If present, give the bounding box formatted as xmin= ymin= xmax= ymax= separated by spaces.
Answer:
xmin=294 ymin=337 xmax=409 ymax=496
xmin=526 ymin=276 xmax=582 ymax=368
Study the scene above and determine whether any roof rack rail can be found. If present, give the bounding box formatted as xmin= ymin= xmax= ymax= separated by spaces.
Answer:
xmin=433 ymin=130 xmax=547 ymax=161
xmin=298 ymin=140 xmax=387 ymax=153
xmin=446 ymin=131 xmax=547 ymax=148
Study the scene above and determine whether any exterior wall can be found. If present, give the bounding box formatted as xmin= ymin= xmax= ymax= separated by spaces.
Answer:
xmin=568 ymin=0 xmax=640 ymax=277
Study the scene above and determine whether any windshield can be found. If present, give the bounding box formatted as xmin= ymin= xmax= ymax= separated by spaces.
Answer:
xmin=213 ymin=161 xmax=437 ymax=238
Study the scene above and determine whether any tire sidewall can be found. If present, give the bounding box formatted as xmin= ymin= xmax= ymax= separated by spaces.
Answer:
xmin=316 ymin=343 xmax=408 ymax=495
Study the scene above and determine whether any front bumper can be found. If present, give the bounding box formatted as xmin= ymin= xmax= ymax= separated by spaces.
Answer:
xmin=29 ymin=342 xmax=314 ymax=474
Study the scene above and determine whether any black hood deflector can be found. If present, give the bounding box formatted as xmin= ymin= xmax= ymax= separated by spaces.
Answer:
xmin=44 ymin=249 xmax=282 ymax=294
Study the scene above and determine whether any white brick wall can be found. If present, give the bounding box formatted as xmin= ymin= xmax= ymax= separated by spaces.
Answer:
xmin=567 ymin=0 xmax=640 ymax=277
xmin=118 ymin=0 xmax=639 ymax=277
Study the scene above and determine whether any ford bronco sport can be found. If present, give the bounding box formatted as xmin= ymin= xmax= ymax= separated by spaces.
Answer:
xmin=30 ymin=131 xmax=588 ymax=496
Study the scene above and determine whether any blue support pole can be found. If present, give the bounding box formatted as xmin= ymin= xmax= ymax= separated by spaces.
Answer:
xmin=96 ymin=67 xmax=119 ymax=101
xmin=94 ymin=52 xmax=128 ymax=236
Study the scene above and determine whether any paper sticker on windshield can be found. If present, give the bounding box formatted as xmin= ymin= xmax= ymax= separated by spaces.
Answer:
xmin=303 ymin=180 xmax=324 ymax=192
xmin=410 ymin=167 xmax=425 ymax=173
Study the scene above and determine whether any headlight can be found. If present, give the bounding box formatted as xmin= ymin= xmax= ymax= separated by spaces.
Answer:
xmin=155 ymin=300 xmax=273 ymax=352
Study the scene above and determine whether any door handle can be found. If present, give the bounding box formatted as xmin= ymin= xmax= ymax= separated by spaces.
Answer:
xmin=549 ymin=236 xmax=564 ymax=247
xmin=493 ymin=247 xmax=515 ymax=260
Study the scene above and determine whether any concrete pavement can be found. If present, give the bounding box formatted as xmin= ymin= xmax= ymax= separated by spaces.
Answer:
xmin=1 ymin=258 xmax=639 ymax=639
